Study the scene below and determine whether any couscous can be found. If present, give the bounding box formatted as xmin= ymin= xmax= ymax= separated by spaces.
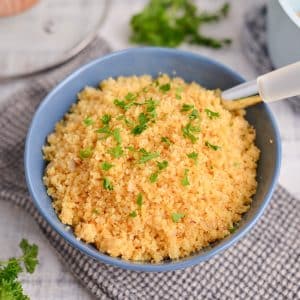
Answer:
xmin=43 ymin=75 xmax=259 ymax=262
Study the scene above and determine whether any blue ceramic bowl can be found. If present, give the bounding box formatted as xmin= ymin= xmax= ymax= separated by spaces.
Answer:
xmin=25 ymin=48 xmax=281 ymax=272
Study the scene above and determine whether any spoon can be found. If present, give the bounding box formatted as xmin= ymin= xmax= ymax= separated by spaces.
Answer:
xmin=221 ymin=61 xmax=300 ymax=110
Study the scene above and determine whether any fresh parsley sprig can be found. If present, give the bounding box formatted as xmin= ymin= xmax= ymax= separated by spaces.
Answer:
xmin=0 ymin=239 xmax=39 ymax=300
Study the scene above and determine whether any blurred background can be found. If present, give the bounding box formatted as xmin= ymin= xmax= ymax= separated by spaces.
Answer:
xmin=0 ymin=0 xmax=299 ymax=299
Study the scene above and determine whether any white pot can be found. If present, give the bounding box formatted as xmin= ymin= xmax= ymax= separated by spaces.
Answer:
xmin=267 ymin=0 xmax=300 ymax=68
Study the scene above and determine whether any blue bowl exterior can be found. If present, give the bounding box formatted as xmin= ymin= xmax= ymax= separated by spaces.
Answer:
xmin=25 ymin=48 xmax=281 ymax=272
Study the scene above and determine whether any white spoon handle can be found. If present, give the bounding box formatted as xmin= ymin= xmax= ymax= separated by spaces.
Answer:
xmin=258 ymin=61 xmax=300 ymax=102
xmin=222 ymin=61 xmax=300 ymax=102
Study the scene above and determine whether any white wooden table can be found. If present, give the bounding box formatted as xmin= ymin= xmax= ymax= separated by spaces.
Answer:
xmin=0 ymin=1 xmax=299 ymax=299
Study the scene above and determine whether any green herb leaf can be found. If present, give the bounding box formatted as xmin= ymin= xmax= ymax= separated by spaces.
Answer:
xmin=83 ymin=117 xmax=94 ymax=126
xmin=136 ymin=193 xmax=143 ymax=207
xmin=0 ymin=239 xmax=39 ymax=300
xmin=131 ymin=113 xmax=150 ymax=135
xmin=101 ymin=162 xmax=114 ymax=171
xmin=159 ymin=83 xmax=171 ymax=92
xmin=187 ymin=152 xmax=198 ymax=163
xmin=205 ymin=141 xmax=220 ymax=151
xmin=181 ymin=169 xmax=190 ymax=186
xmin=79 ymin=147 xmax=92 ymax=159
xmin=108 ymin=145 xmax=124 ymax=158
xmin=182 ymin=122 xmax=201 ymax=143
xmin=176 ymin=86 xmax=183 ymax=99
xmin=189 ymin=109 xmax=200 ymax=120
xmin=114 ymin=98 xmax=126 ymax=109
xmin=149 ymin=172 xmax=159 ymax=183
xmin=181 ymin=104 xmax=194 ymax=112
xmin=129 ymin=210 xmax=137 ymax=218
xmin=131 ymin=124 xmax=148 ymax=135
xmin=92 ymin=208 xmax=100 ymax=215
xmin=96 ymin=125 xmax=111 ymax=135
xmin=125 ymin=92 xmax=136 ymax=101
xmin=19 ymin=239 xmax=39 ymax=274
xmin=171 ymin=212 xmax=185 ymax=223
xmin=130 ymin=0 xmax=231 ymax=49
xmin=124 ymin=118 xmax=135 ymax=128
xmin=126 ymin=146 xmax=135 ymax=152
xmin=101 ymin=114 xmax=111 ymax=125
xmin=229 ymin=224 xmax=238 ymax=234
xmin=103 ymin=177 xmax=114 ymax=190
xmin=205 ymin=108 xmax=220 ymax=119
xmin=161 ymin=136 xmax=172 ymax=146
xmin=145 ymin=98 xmax=159 ymax=118
xmin=112 ymin=128 xmax=122 ymax=144
xmin=138 ymin=148 xmax=160 ymax=163
xmin=114 ymin=99 xmax=134 ymax=111
xmin=157 ymin=160 xmax=168 ymax=170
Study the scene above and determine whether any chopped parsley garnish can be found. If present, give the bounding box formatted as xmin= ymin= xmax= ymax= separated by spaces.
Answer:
xmin=96 ymin=125 xmax=111 ymax=135
xmin=181 ymin=104 xmax=194 ymax=112
xmin=114 ymin=99 xmax=127 ymax=110
xmin=205 ymin=141 xmax=220 ymax=151
xmin=176 ymin=86 xmax=183 ymax=99
xmin=125 ymin=118 xmax=135 ymax=127
xmin=181 ymin=169 xmax=190 ymax=186
xmin=136 ymin=193 xmax=143 ymax=207
xmin=129 ymin=210 xmax=137 ymax=218
xmin=187 ymin=152 xmax=198 ymax=163
xmin=83 ymin=117 xmax=94 ymax=126
xmin=150 ymin=172 xmax=159 ymax=183
xmin=125 ymin=92 xmax=136 ymax=101
xmin=92 ymin=208 xmax=100 ymax=215
xmin=101 ymin=114 xmax=111 ymax=125
xmin=182 ymin=122 xmax=201 ymax=143
xmin=229 ymin=224 xmax=238 ymax=233
xmin=131 ymin=113 xmax=150 ymax=135
xmin=130 ymin=0 xmax=231 ymax=48
xmin=103 ymin=177 xmax=114 ymax=190
xmin=159 ymin=83 xmax=171 ymax=92
xmin=157 ymin=160 xmax=168 ymax=170
xmin=138 ymin=148 xmax=160 ymax=163
xmin=149 ymin=161 xmax=168 ymax=183
xmin=79 ymin=147 xmax=92 ymax=159
xmin=189 ymin=109 xmax=200 ymax=120
xmin=126 ymin=146 xmax=135 ymax=152
xmin=114 ymin=99 xmax=134 ymax=111
xmin=101 ymin=162 xmax=114 ymax=171
xmin=171 ymin=212 xmax=185 ymax=223
xmin=116 ymin=115 xmax=124 ymax=120
xmin=108 ymin=145 xmax=124 ymax=158
xmin=112 ymin=128 xmax=122 ymax=144
xmin=145 ymin=98 xmax=159 ymax=118
xmin=205 ymin=108 xmax=220 ymax=119
xmin=161 ymin=136 xmax=172 ymax=146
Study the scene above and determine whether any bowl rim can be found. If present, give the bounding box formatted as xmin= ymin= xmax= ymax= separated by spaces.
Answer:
xmin=24 ymin=47 xmax=282 ymax=272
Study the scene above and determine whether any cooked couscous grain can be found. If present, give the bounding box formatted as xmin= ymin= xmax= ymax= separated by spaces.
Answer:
xmin=43 ymin=75 xmax=259 ymax=262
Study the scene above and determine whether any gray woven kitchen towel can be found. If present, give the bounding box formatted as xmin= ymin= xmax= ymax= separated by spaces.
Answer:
xmin=1 ymin=38 xmax=300 ymax=300
xmin=242 ymin=5 xmax=300 ymax=113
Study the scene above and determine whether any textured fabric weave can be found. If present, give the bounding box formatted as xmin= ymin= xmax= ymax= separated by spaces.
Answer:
xmin=0 ymin=38 xmax=300 ymax=300
xmin=242 ymin=5 xmax=300 ymax=113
